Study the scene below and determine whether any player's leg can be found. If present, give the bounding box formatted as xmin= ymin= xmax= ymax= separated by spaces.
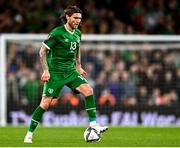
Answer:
xmin=66 ymin=74 xmax=96 ymax=125
xmin=24 ymin=79 xmax=63 ymax=143
xmin=25 ymin=97 xmax=59 ymax=138
xmin=75 ymin=84 xmax=108 ymax=133
xmin=67 ymin=73 xmax=108 ymax=134
xmin=24 ymin=96 xmax=54 ymax=143
xmin=75 ymin=84 xmax=96 ymax=124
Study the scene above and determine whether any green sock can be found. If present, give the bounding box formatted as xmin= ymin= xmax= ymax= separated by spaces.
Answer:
xmin=28 ymin=106 xmax=45 ymax=132
xmin=85 ymin=95 xmax=96 ymax=122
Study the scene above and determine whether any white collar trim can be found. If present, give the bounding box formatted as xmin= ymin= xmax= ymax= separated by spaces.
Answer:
xmin=64 ymin=25 xmax=74 ymax=34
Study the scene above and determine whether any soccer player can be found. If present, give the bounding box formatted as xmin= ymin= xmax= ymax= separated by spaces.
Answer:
xmin=24 ymin=6 xmax=108 ymax=143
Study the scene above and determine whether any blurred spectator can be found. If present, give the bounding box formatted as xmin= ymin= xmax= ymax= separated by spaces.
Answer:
xmin=4 ymin=0 xmax=180 ymax=109
xmin=120 ymin=71 xmax=137 ymax=106
xmin=98 ymin=89 xmax=116 ymax=106
xmin=1 ymin=0 xmax=180 ymax=34
xmin=162 ymin=71 xmax=175 ymax=93
xmin=105 ymin=70 xmax=121 ymax=101
xmin=7 ymin=42 xmax=180 ymax=108
xmin=59 ymin=86 xmax=80 ymax=106
xmin=175 ymin=69 xmax=180 ymax=102
xmin=137 ymin=85 xmax=148 ymax=106
xmin=22 ymin=45 xmax=38 ymax=69
xmin=7 ymin=72 xmax=19 ymax=106
xmin=21 ymin=70 xmax=40 ymax=106
xmin=94 ymin=71 xmax=107 ymax=99
xmin=148 ymin=88 xmax=165 ymax=106
xmin=61 ymin=92 xmax=80 ymax=107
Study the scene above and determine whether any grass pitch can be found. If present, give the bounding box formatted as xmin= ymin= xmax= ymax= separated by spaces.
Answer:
xmin=0 ymin=126 xmax=180 ymax=147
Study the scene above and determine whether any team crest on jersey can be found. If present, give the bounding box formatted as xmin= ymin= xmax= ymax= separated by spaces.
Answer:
xmin=48 ymin=88 xmax=54 ymax=94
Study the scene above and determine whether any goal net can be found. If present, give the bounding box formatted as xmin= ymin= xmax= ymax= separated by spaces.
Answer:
xmin=1 ymin=34 xmax=180 ymax=126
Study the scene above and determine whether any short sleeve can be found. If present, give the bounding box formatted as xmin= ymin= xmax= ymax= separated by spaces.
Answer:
xmin=42 ymin=31 xmax=57 ymax=50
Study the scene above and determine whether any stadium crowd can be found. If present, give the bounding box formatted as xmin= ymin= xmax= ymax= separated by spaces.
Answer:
xmin=3 ymin=0 xmax=180 ymax=109
xmin=1 ymin=0 xmax=180 ymax=34
xmin=7 ymin=43 xmax=180 ymax=108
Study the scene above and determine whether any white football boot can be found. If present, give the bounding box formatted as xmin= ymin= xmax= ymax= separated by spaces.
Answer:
xmin=91 ymin=124 xmax=108 ymax=134
xmin=24 ymin=132 xmax=33 ymax=143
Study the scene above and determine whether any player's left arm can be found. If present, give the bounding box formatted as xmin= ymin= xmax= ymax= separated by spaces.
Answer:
xmin=76 ymin=48 xmax=87 ymax=77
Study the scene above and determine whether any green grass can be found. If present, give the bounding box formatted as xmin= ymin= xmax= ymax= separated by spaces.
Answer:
xmin=0 ymin=126 xmax=180 ymax=147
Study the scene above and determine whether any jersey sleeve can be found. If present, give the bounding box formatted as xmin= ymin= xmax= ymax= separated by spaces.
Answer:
xmin=42 ymin=31 xmax=57 ymax=50
xmin=77 ymin=29 xmax=82 ymax=44
xmin=78 ymin=29 xmax=82 ymax=41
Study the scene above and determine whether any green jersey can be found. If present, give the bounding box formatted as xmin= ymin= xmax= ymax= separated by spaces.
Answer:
xmin=42 ymin=25 xmax=81 ymax=73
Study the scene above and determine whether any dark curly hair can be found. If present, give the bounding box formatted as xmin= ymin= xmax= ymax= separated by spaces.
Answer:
xmin=60 ymin=6 xmax=83 ymax=23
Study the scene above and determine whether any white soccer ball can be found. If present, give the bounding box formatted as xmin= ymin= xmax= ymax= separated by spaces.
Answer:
xmin=84 ymin=127 xmax=101 ymax=142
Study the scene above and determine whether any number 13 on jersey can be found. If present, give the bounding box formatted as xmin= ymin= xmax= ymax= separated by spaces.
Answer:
xmin=70 ymin=42 xmax=77 ymax=52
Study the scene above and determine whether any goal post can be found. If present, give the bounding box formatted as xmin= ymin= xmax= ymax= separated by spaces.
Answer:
xmin=0 ymin=35 xmax=7 ymax=126
xmin=0 ymin=34 xmax=46 ymax=126
xmin=1 ymin=34 xmax=180 ymax=126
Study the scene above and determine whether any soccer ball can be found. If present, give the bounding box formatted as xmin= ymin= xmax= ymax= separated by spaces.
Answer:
xmin=84 ymin=127 xmax=101 ymax=142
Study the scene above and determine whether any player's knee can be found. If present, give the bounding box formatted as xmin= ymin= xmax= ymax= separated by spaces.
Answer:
xmin=50 ymin=99 xmax=59 ymax=106
xmin=84 ymin=87 xmax=94 ymax=96
xmin=40 ymin=98 xmax=52 ymax=110
xmin=40 ymin=102 xmax=50 ymax=110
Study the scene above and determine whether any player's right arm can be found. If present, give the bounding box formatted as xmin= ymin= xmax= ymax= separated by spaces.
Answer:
xmin=40 ymin=30 xmax=57 ymax=81
xmin=39 ymin=45 xmax=50 ymax=82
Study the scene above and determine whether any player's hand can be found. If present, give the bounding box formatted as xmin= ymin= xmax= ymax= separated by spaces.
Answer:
xmin=41 ymin=70 xmax=50 ymax=82
xmin=76 ymin=67 xmax=87 ymax=77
